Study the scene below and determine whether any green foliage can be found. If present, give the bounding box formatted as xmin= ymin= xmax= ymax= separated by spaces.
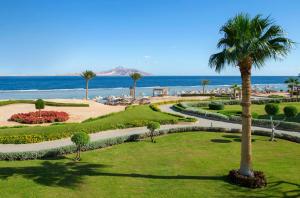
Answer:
xmin=208 ymin=102 xmax=224 ymax=110
xmin=209 ymin=13 xmax=293 ymax=72
xmin=0 ymin=105 xmax=182 ymax=144
xmin=147 ymin=121 xmax=160 ymax=132
xmin=268 ymin=95 xmax=285 ymax=99
xmin=129 ymin=72 xmax=142 ymax=81
xmin=149 ymin=104 xmax=161 ymax=112
xmin=0 ymin=132 xmax=298 ymax=197
xmin=35 ymin=99 xmax=45 ymax=110
xmin=283 ymin=106 xmax=298 ymax=118
xmin=0 ymin=129 xmax=299 ymax=162
xmin=174 ymin=103 xmax=300 ymax=132
xmin=81 ymin=70 xmax=96 ymax=80
xmin=71 ymin=132 xmax=90 ymax=147
xmin=265 ymin=103 xmax=279 ymax=116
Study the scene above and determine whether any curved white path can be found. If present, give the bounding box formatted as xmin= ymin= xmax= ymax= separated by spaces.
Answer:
xmin=0 ymin=104 xmax=299 ymax=153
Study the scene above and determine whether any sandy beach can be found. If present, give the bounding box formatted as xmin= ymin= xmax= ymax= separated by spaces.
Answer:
xmin=0 ymin=99 xmax=125 ymax=126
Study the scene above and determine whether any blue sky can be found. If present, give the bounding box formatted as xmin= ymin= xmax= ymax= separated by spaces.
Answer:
xmin=0 ymin=0 xmax=299 ymax=76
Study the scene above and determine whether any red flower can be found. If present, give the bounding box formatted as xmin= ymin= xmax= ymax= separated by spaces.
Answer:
xmin=9 ymin=111 xmax=69 ymax=124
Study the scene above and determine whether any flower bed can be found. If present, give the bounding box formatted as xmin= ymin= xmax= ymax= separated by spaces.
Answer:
xmin=9 ymin=111 xmax=69 ymax=124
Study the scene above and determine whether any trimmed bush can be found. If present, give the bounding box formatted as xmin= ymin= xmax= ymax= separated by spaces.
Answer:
xmin=149 ymin=104 xmax=161 ymax=112
xmin=283 ymin=106 xmax=298 ymax=118
xmin=173 ymin=103 xmax=300 ymax=132
xmin=265 ymin=103 xmax=279 ymax=116
xmin=71 ymin=132 xmax=90 ymax=160
xmin=147 ymin=121 xmax=160 ymax=142
xmin=35 ymin=99 xmax=45 ymax=110
xmin=208 ymin=102 xmax=224 ymax=110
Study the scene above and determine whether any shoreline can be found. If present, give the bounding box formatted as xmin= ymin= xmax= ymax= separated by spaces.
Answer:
xmin=0 ymin=84 xmax=288 ymax=100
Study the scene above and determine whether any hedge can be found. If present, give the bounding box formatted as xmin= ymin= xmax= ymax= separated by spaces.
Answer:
xmin=0 ymin=100 xmax=89 ymax=107
xmin=1 ymin=125 xmax=299 ymax=161
xmin=173 ymin=103 xmax=300 ymax=132
xmin=186 ymin=98 xmax=300 ymax=108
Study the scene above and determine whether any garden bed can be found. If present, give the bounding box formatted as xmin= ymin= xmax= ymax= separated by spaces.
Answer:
xmin=9 ymin=111 xmax=69 ymax=124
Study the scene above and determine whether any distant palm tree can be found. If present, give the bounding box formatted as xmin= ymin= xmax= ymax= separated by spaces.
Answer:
xmin=81 ymin=70 xmax=96 ymax=100
xmin=231 ymin=84 xmax=239 ymax=99
xmin=284 ymin=77 xmax=299 ymax=97
xmin=130 ymin=72 xmax=142 ymax=99
xmin=209 ymin=13 xmax=293 ymax=176
xmin=201 ymin=80 xmax=210 ymax=94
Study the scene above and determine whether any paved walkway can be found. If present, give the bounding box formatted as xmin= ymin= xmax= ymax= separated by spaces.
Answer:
xmin=0 ymin=104 xmax=299 ymax=153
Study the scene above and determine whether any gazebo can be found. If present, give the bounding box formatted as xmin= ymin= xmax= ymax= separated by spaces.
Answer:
xmin=153 ymin=87 xmax=169 ymax=97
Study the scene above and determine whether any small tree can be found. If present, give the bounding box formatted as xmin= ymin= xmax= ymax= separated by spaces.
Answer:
xmin=35 ymin=99 xmax=45 ymax=117
xmin=265 ymin=103 xmax=279 ymax=141
xmin=201 ymin=80 xmax=210 ymax=94
xmin=231 ymin=84 xmax=239 ymax=99
xmin=284 ymin=78 xmax=299 ymax=98
xmin=130 ymin=72 xmax=142 ymax=100
xmin=147 ymin=121 xmax=160 ymax=143
xmin=81 ymin=70 xmax=97 ymax=100
xmin=71 ymin=132 xmax=90 ymax=161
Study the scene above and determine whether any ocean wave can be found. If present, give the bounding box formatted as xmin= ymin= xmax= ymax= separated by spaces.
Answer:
xmin=0 ymin=83 xmax=287 ymax=93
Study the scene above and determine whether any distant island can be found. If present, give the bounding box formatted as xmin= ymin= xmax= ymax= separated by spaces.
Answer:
xmin=60 ymin=66 xmax=152 ymax=76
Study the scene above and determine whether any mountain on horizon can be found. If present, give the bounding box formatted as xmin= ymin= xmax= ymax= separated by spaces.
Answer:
xmin=60 ymin=66 xmax=152 ymax=76
xmin=96 ymin=66 xmax=151 ymax=76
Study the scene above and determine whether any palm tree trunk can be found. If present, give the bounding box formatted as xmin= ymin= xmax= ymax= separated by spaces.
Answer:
xmin=85 ymin=80 xmax=89 ymax=100
xmin=202 ymin=85 xmax=205 ymax=94
xmin=133 ymin=81 xmax=136 ymax=100
xmin=234 ymin=89 xmax=236 ymax=99
xmin=239 ymin=59 xmax=253 ymax=177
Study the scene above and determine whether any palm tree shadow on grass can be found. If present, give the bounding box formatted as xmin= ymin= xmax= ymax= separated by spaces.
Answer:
xmin=0 ymin=161 xmax=227 ymax=188
xmin=0 ymin=161 xmax=109 ymax=188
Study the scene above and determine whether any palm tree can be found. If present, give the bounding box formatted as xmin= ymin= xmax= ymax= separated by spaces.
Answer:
xmin=231 ymin=84 xmax=239 ymax=99
xmin=81 ymin=70 xmax=96 ymax=100
xmin=201 ymin=80 xmax=210 ymax=94
xmin=130 ymin=72 xmax=142 ymax=99
xmin=209 ymin=13 xmax=293 ymax=176
xmin=284 ymin=77 xmax=299 ymax=97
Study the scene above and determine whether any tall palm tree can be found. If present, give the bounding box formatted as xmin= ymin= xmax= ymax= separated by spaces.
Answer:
xmin=231 ymin=84 xmax=240 ymax=99
xmin=81 ymin=70 xmax=96 ymax=100
xmin=130 ymin=72 xmax=142 ymax=99
xmin=284 ymin=77 xmax=299 ymax=97
xmin=201 ymin=80 xmax=210 ymax=94
xmin=209 ymin=13 xmax=293 ymax=176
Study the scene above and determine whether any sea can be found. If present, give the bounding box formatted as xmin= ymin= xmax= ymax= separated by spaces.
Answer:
xmin=0 ymin=76 xmax=291 ymax=100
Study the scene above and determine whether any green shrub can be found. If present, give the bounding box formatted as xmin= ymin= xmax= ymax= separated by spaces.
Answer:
xmin=149 ymin=104 xmax=161 ymax=112
xmin=1 ymin=126 xmax=299 ymax=161
xmin=265 ymin=103 xmax=279 ymax=116
xmin=209 ymin=102 xmax=224 ymax=110
xmin=283 ymin=106 xmax=298 ymax=118
xmin=71 ymin=132 xmax=90 ymax=160
xmin=35 ymin=99 xmax=45 ymax=110
xmin=147 ymin=121 xmax=160 ymax=142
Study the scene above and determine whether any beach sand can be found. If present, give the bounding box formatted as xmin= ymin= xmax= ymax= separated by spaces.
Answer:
xmin=0 ymin=99 xmax=125 ymax=127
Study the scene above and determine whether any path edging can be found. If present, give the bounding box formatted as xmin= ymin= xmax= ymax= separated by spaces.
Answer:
xmin=0 ymin=126 xmax=299 ymax=161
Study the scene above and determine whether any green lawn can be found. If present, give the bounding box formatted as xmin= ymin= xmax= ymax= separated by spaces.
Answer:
xmin=0 ymin=132 xmax=299 ymax=197
xmin=0 ymin=105 xmax=186 ymax=143
xmin=201 ymin=102 xmax=300 ymax=123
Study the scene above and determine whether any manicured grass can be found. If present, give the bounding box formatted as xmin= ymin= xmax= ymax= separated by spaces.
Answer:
xmin=0 ymin=105 xmax=187 ymax=143
xmin=0 ymin=100 xmax=89 ymax=107
xmin=201 ymin=102 xmax=300 ymax=123
xmin=0 ymin=132 xmax=298 ymax=197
